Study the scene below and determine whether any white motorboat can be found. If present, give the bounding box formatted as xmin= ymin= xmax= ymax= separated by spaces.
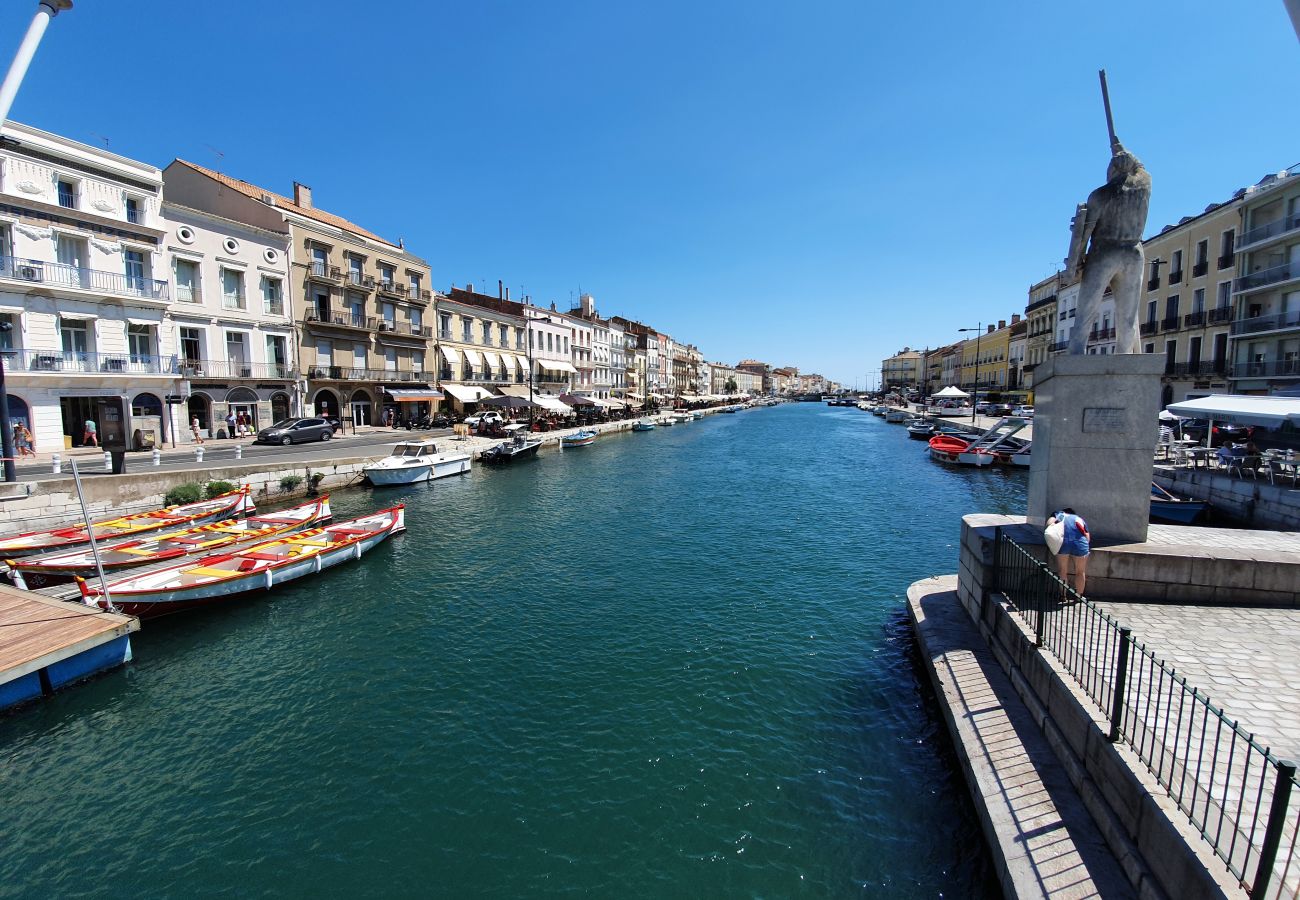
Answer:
xmin=364 ymin=440 xmax=472 ymax=485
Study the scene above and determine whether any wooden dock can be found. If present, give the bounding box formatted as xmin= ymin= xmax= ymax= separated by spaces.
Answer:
xmin=0 ymin=582 xmax=137 ymax=711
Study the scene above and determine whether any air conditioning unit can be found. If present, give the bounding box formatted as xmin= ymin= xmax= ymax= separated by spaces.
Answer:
xmin=378 ymin=322 xmax=393 ymax=332
xmin=19 ymin=266 xmax=42 ymax=282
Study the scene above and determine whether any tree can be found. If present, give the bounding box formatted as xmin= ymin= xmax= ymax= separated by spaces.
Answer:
xmin=725 ymin=377 xmax=738 ymax=394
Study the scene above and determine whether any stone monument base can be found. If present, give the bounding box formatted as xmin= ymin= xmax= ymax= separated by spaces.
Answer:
xmin=1027 ymin=354 xmax=1164 ymax=544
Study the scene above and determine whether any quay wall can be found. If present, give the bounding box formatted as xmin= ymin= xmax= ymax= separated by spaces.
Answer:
xmin=956 ymin=514 xmax=1238 ymax=900
xmin=1154 ymin=465 xmax=1300 ymax=532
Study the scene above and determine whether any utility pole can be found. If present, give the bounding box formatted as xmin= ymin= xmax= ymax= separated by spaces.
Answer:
xmin=959 ymin=325 xmax=983 ymax=423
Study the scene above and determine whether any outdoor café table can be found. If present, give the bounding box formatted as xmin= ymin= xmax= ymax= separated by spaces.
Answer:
xmin=1187 ymin=446 xmax=1212 ymax=469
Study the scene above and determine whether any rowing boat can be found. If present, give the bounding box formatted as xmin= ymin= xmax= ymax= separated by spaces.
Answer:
xmin=0 ymin=486 xmax=255 ymax=559
xmin=560 ymin=429 xmax=598 ymax=447
xmin=79 ymin=505 xmax=405 ymax=618
xmin=8 ymin=496 xmax=331 ymax=588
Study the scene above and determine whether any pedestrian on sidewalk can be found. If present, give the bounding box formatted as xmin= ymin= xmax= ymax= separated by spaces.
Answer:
xmin=225 ymin=410 xmax=236 ymax=439
xmin=190 ymin=415 xmax=204 ymax=444
xmin=14 ymin=422 xmax=34 ymax=458
xmin=1047 ymin=508 xmax=1090 ymax=598
xmin=83 ymin=417 xmax=98 ymax=447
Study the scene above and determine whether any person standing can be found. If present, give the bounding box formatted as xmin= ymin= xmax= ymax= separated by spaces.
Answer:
xmin=14 ymin=422 xmax=34 ymax=458
xmin=1048 ymin=508 xmax=1091 ymax=597
xmin=225 ymin=410 xmax=236 ymax=439
xmin=190 ymin=414 xmax=204 ymax=445
xmin=83 ymin=417 xmax=98 ymax=447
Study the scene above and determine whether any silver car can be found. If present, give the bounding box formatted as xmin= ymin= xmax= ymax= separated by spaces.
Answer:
xmin=256 ymin=417 xmax=334 ymax=445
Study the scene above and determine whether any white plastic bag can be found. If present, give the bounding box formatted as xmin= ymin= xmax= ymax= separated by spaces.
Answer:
xmin=1044 ymin=519 xmax=1065 ymax=555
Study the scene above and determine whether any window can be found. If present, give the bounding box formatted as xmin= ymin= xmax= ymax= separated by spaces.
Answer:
xmin=221 ymin=268 xmax=245 ymax=309
xmin=57 ymin=179 xmax=76 ymax=209
xmin=1192 ymin=288 xmax=1205 ymax=314
xmin=1146 ymin=300 xmax=1157 ymax=323
xmin=180 ymin=327 xmax=202 ymax=366
xmin=439 ymin=313 xmax=451 ymax=339
xmin=311 ymin=246 xmax=329 ymax=276
xmin=461 ymin=317 xmax=473 ymax=341
xmin=410 ymin=308 xmax=422 ymax=330
xmin=348 ymin=255 xmax=364 ymax=280
xmin=265 ymin=335 xmax=287 ymax=375
xmin=517 ymin=327 xmax=525 ymax=349
xmin=1164 ymin=295 xmax=1179 ymax=322
xmin=1219 ymin=230 xmax=1235 ymax=268
xmin=546 ymin=333 xmax=553 ymax=352
xmin=481 ymin=321 xmax=491 ymax=345
xmin=226 ymin=332 xmax=249 ymax=370
xmin=347 ymin=291 xmax=365 ymax=324
xmin=124 ymin=249 xmax=146 ymax=292
xmin=125 ymin=197 xmax=141 ymax=224
xmin=60 ymin=319 xmax=89 ymax=355
xmin=379 ymin=262 xmax=395 ymax=287
xmin=563 ymin=336 xmax=569 ymax=353
xmin=0 ymin=313 xmax=14 ymax=351
xmin=384 ymin=347 xmax=397 ymax=371
xmin=262 ymin=277 xmax=283 ymax=315
xmin=175 ymin=258 xmax=199 ymax=303
xmin=316 ymin=338 xmax=333 ymax=366
xmin=1217 ymin=281 xmax=1231 ymax=309
xmin=1169 ymin=249 xmax=1183 ymax=282
xmin=1194 ymin=239 xmax=1208 ymax=269
xmin=1188 ymin=336 xmax=1202 ymax=366
xmin=354 ymin=343 xmax=367 ymax=370
xmin=128 ymin=324 xmax=154 ymax=362
xmin=412 ymin=350 xmax=424 ymax=373
xmin=499 ymin=324 xmax=508 ymax=347
xmin=409 ymin=272 xmax=421 ymax=296
xmin=381 ymin=302 xmax=396 ymax=326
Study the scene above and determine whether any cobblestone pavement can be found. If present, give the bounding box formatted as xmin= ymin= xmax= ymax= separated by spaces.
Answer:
xmin=1141 ymin=523 xmax=1300 ymax=554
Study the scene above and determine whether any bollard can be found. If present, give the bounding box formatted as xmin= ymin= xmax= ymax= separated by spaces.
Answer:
xmin=103 ymin=452 xmax=112 ymax=472
xmin=234 ymin=443 xmax=242 ymax=460
xmin=152 ymin=448 xmax=161 ymax=466
xmin=195 ymin=446 xmax=205 ymax=463
xmin=51 ymin=453 xmax=61 ymax=475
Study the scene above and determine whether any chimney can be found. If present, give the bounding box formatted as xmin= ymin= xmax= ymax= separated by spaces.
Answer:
xmin=498 ymin=279 xmax=503 ymax=300
xmin=466 ymin=283 xmax=474 ymax=293
xmin=398 ymin=238 xmax=404 ymax=249
xmin=987 ymin=324 xmax=995 ymax=334
xmin=998 ymin=320 xmax=1006 ymax=329
xmin=505 ymin=287 xmax=510 ymax=301
xmin=293 ymin=182 xmax=312 ymax=208
xmin=1011 ymin=313 xmax=1021 ymax=324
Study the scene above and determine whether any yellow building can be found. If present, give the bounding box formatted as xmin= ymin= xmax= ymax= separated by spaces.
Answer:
xmin=959 ymin=319 xmax=1015 ymax=397
xmin=881 ymin=347 xmax=923 ymax=392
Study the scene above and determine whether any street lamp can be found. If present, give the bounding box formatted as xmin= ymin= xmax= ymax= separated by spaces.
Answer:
xmin=0 ymin=1 xmax=73 ymax=126
xmin=958 ymin=324 xmax=983 ymax=423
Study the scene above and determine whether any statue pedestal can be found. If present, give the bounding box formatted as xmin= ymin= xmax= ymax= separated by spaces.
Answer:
xmin=1027 ymin=354 xmax=1164 ymax=544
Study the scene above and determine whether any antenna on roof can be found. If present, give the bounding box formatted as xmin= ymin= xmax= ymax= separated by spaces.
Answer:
xmin=89 ymin=133 xmax=109 ymax=149
xmin=204 ymin=144 xmax=224 ymax=164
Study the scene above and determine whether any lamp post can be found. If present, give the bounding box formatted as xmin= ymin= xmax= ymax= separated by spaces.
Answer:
xmin=959 ymin=325 xmax=983 ymax=423
xmin=0 ymin=1 xmax=72 ymax=126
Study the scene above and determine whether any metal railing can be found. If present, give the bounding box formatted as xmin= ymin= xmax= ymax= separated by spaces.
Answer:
xmin=175 ymin=284 xmax=201 ymax=304
xmin=12 ymin=348 xmax=178 ymax=375
xmin=305 ymin=365 xmax=425 ymax=382
xmin=1140 ymin=321 xmax=1159 ymax=336
xmin=376 ymin=321 xmax=431 ymax=337
xmin=0 ymin=255 xmax=169 ymax=301
xmin=308 ymin=261 xmax=341 ymax=280
xmin=181 ymin=360 xmax=293 ymax=379
xmin=1165 ymin=360 xmax=1228 ymax=377
xmin=1237 ymin=261 xmax=1300 ymax=293
xmin=1219 ymin=253 xmax=1236 ymax=270
xmin=347 ymin=271 xmax=374 ymax=289
xmin=1162 ymin=316 xmax=1182 ymax=331
xmin=1230 ymin=360 xmax=1300 ymax=379
xmin=1148 ymin=276 xmax=1161 ymax=291
xmin=377 ymin=280 xmax=408 ymax=297
xmin=1231 ymin=310 xmax=1300 ymax=337
xmin=1238 ymin=214 xmax=1300 ymax=250
xmin=304 ymin=310 xmax=374 ymax=330
xmin=1193 ymin=261 xmax=1209 ymax=278
xmin=1209 ymin=307 xmax=1234 ymax=324
xmin=1169 ymin=269 xmax=1184 ymax=285
xmin=993 ymin=532 xmax=1299 ymax=899
xmin=1184 ymin=310 xmax=1207 ymax=327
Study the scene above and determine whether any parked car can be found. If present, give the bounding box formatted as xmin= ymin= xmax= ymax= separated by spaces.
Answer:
xmin=1013 ymin=405 xmax=1035 ymax=418
xmin=255 ymin=417 xmax=334 ymax=445
xmin=988 ymin=403 xmax=1014 ymax=417
xmin=1177 ymin=419 xmax=1250 ymax=446
xmin=464 ymin=411 xmax=505 ymax=428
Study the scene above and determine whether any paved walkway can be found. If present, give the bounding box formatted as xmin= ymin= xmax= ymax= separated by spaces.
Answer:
xmin=909 ymin=576 xmax=1134 ymax=899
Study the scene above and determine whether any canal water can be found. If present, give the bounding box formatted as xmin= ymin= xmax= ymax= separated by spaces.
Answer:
xmin=1 ymin=403 xmax=1025 ymax=897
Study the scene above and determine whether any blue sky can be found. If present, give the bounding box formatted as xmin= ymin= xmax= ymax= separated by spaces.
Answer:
xmin=3 ymin=0 xmax=1298 ymax=387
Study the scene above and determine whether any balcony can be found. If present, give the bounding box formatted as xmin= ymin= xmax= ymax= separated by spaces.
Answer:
xmin=1139 ymin=321 xmax=1158 ymax=336
xmin=1231 ymin=359 xmax=1300 ymax=379
xmin=181 ymin=359 xmax=293 ymax=380
xmin=438 ymin=329 xmax=453 ymax=340
xmin=1164 ymin=360 xmax=1227 ymax=377
xmin=1087 ymin=327 xmax=1115 ymax=342
xmin=307 ymin=365 xmax=423 ymax=382
xmin=12 ymin=349 xmax=178 ymax=375
xmin=1160 ymin=316 xmax=1181 ymax=331
xmin=413 ymin=288 xmax=433 ymax=303
xmin=376 ymin=280 xmax=409 ymax=299
xmin=1208 ymin=306 xmax=1234 ymax=324
xmin=1147 ymin=276 xmax=1160 ymax=291
xmin=1192 ymin=260 xmax=1209 ymax=278
xmin=346 ymin=271 xmax=375 ymax=291
xmin=175 ymin=284 xmax=201 ymax=304
xmin=307 ymin=261 xmax=342 ymax=283
xmin=1229 ymin=308 xmax=1300 ymax=337
xmin=1168 ymin=269 xmax=1183 ymax=285
xmin=1218 ymin=252 xmax=1235 ymax=270
xmin=0 ymin=255 xmax=169 ymax=302
xmin=375 ymin=321 xmax=432 ymax=340
xmin=1237 ymin=213 xmax=1300 ymax=251
xmin=304 ymin=309 xmax=374 ymax=332
xmin=1183 ymin=310 xmax=1206 ymax=327
xmin=1049 ymin=340 xmax=1069 ymax=352
xmin=1234 ymin=259 xmax=1300 ymax=293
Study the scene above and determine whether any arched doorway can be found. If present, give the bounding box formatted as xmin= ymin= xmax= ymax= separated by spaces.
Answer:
xmin=270 ymin=391 xmax=291 ymax=423
xmin=187 ymin=393 xmax=212 ymax=440
xmin=131 ymin=392 xmax=165 ymax=448
xmin=6 ymin=394 xmax=30 ymax=430
xmin=226 ymin=387 xmax=259 ymax=436
xmin=349 ymin=389 xmax=373 ymax=427
xmin=313 ymin=389 xmax=339 ymax=421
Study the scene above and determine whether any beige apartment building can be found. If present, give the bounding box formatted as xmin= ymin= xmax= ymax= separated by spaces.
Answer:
xmin=164 ymin=162 xmax=435 ymax=428
xmin=1023 ymin=272 xmax=1062 ymax=394
xmin=881 ymin=347 xmax=923 ymax=392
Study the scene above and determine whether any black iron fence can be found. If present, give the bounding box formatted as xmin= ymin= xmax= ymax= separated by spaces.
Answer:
xmin=992 ymin=531 xmax=1298 ymax=900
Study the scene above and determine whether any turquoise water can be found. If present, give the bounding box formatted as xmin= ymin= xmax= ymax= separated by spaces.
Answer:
xmin=0 ymin=404 xmax=1025 ymax=897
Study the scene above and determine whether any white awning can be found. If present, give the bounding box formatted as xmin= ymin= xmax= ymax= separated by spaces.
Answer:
xmin=537 ymin=359 xmax=578 ymax=375
xmin=1166 ymin=394 xmax=1300 ymax=427
xmin=384 ymin=388 xmax=443 ymax=402
xmin=462 ymin=347 xmax=484 ymax=366
xmin=498 ymin=384 xmax=532 ymax=399
xmin=126 ymin=317 xmax=160 ymax=326
xmin=502 ymin=354 xmax=525 ymax=373
xmin=438 ymin=345 xmax=461 ymax=365
xmin=602 ymin=397 xmax=626 ymax=409
xmin=481 ymin=350 xmax=501 ymax=369
xmin=56 ymin=311 xmax=95 ymax=321
xmin=533 ymin=396 xmax=573 ymax=414
xmin=440 ymin=383 xmax=495 ymax=403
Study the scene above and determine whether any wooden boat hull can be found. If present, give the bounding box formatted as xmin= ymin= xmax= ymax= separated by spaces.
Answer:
xmin=8 ymin=497 xmax=331 ymax=587
xmin=561 ymin=432 xmax=598 ymax=447
xmin=0 ymin=487 xmax=254 ymax=559
xmin=82 ymin=506 xmax=404 ymax=618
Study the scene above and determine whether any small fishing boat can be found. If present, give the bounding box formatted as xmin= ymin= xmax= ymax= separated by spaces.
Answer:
xmin=480 ymin=433 xmax=542 ymax=464
xmin=658 ymin=416 xmax=676 ymax=426
xmin=78 ymin=506 xmax=405 ymax=619
xmin=670 ymin=411 xmax=693 ymax=424
xmin=561 ymin=429 xmax=598 ymax=448
xmin=8 ymin=496 xmax=331 ymax=588
xmin=906 ymin=420 xmax=937 ymax=440
xmin=928 ymin=417 xmax=1031 ymax=468
xmin=364 ymin=440 xmax=472 ymax=485
xmin=720 ymin=406 xmax=738 ymax=414
xmin=884 ymin=408 xmax=912 ymax=423
xmin=1150 ymin=482 xmax=1208 ymax=525
xmin=632 ymin=419 xmax=657 ymax=432
xmin=0 ymin=486 xmax=254 ymax=559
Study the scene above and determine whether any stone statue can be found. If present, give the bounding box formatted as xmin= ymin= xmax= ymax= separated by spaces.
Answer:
xmin=1066 ymin=73 xmax=1151 ymax=356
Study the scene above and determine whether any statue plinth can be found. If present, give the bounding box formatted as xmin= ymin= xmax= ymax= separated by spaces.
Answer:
xmin=1027 ymin=354 xmax=1164 ymax=544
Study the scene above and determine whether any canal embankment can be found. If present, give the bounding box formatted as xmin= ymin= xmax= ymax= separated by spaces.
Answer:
xmin=1155 ymin=464 xmax=1300 ymax=531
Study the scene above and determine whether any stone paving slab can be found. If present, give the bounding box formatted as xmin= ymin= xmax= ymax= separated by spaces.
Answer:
xmin=909 ymin=576 xmax=1135 ymax=899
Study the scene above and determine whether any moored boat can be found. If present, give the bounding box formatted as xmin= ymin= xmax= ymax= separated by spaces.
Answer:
xmin=927 ymin=417 xmax=1031 ymax=468
xmin=1150 ymin=482 xmax=1208 ymax=525
xmin=79 ymin=506 xmax=406 ymax=619
xmin=561 ymin=429 xmax=599 ymax=447
xmin=906 ymin=420 xmax=937 ymax=440
xmin=0 ymin=487 xmax=255 ymax=559
xmin=480 ymin=434 xmax=542 ymax=463
xmin=632 ymin=419 xmax=657 ymax=431
xmin=657 ymin=415 xmax=676 ymax=426
xmin=364 ymin=440 xmax=472 ymax=485
xmin=8 ymin=496 xmax=331 ymax=588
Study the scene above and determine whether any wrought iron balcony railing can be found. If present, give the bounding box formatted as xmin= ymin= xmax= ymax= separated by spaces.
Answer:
xmin=1168 ymin=269 xmax=1183 ymax=285
xmin=1147 ymin=276 xmax=1160 ymax=291
xmin=1161 ymin=316 xmax=1181 ymax=331
xmin=347 ymin=271 xmax=375 ymax=289
xmin=1139 ymin=321 xmax=1158 ymax=336
xmin=181 ymin=360 xmax=293 ymax=379
xmin=0 ymin=255 xmax=169 ymax=301
xmin=1218 ymin=252 xmax=1235 ymax=270
xmin=377 ymin=281 xmax=409 ymax=297
xmin=1235 ymin=259 xmax=1300 ymax=293
xmin=306 ymin=365 xmax=427 ymax=382
xmin=305 ymin=310 xmax=374 ymax=330
xmin=1087 ymin=326 xmax=1116 ymax=342
xmin=13 ymin=348 xmax=178 ymax=375
xmin=1183 ymin=310 xmax=1206 ymax=327
xmin=1229 ymin=309 xmax=1300 ymax=337
xmin=1163 ymin=360 xmax=1226 ymax=377
xmin=1192 ymin=260 xmax=1209 ymax=278
xmin=1208 ymin=306 xmax=1234 ymax=324
xmin=308 ymin=261 xmax=342 ymax=281
xmin=376 ymin=321 xmax=432 ymax=338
